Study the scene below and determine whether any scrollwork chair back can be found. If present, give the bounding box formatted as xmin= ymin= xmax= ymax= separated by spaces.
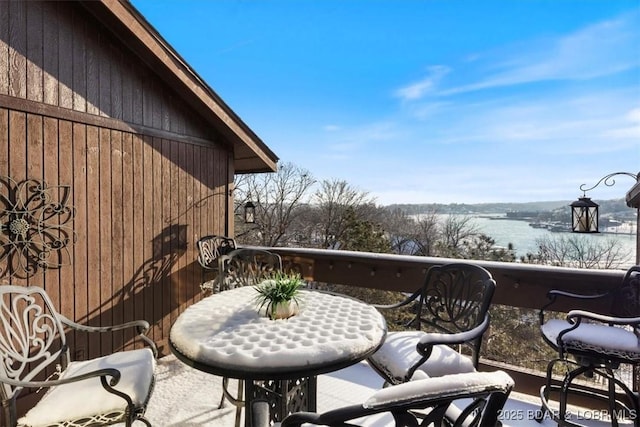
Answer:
xmin=418 ymin=263 xmax=495 ymax=337
xmin=217 ymin=248 xmax=283 ymax=291
xmin=196 ymin=235 xmax=237 ymax=271
xmin=197 ymin=235 xmax=237 ymax=292
xmin=610 ymin=265 xmax=640 ymax=319
xmin=0 ymin=287 xmax=68 ymax=401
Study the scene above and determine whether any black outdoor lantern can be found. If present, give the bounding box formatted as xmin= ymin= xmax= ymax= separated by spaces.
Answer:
xmin=244 ymin=201 xmax=256 ymax=224
xmin=570 ymin=172 xmax=639 ymax=235
xmin=570 ymin=196 xmax=599 ymax=233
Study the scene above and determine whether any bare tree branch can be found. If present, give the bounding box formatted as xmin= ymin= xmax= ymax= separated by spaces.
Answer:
xmin=234 ymin=162 xmax=316 ymax=246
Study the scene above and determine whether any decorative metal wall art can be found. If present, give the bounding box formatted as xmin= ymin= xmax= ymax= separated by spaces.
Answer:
xmin=0 ymin=176 xmax=76 ymax=279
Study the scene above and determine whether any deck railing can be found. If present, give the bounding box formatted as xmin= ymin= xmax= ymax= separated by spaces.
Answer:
xmin=262 ymin=246 xmax=629 ymax=402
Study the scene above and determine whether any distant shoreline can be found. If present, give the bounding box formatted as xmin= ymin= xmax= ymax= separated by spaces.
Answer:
xmin=477 ymin=214 xmax=637 ymax=235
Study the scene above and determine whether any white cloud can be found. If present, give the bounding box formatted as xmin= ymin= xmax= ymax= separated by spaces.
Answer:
xmin=440 ymin=10 xmax=640 ymax=96
xmin=626 ymin=108 xmax=640 ymax=122
xmin=397 ymin=85 xmax=640 ymax=156
xmin=325 ymin=121 xmax=404 ymax=153
xmin=393 ymin=66 xmax=450 ymax=101
xmin=276 ymin=9 xmax=640 ymax=205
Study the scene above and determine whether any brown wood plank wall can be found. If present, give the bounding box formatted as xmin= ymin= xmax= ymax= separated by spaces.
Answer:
xmin=0 ymin=0 xmax=235 ymax=360
xmin=0 ymin=1 xmax=214 ymax=139
xmin=0 ymin=106 xmax=231 ymax=352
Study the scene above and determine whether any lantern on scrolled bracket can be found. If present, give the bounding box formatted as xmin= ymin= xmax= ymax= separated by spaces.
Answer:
xmin=570 ymin=196 xmax=599 ymax=233
xmin=244 ymin=201 xmax=256 ymax=224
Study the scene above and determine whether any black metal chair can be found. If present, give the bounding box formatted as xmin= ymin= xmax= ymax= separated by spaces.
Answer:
xmin=212 ymin=247 xmax=283 ymax=425
xmin=251 ymin=370 xmax=514 ymax=427
xmin=538 ymin=265 xmax=640 ymax=426
xmin=216 ymin=248 xmax=283 ymax=291
xmin=0 ymin=285 xmax=157 ymax=427
xmin=367 ymin=263 xmax=496 ymax=385
xmin=196 ymin=234 xmax=237 ymax=292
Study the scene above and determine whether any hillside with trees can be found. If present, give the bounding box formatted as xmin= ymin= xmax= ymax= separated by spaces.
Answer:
xmin=389 ymin=199 xmax=633 ymax=220
xmin=234 ymin=161 xmax=631 ymax=267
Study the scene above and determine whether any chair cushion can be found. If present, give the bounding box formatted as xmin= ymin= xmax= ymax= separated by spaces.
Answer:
xmin=368 ymin=331 xmax=476 ymax=383
xmin=541 ymin=319 xmax=640 ymax=362
xmin=19 ymin=348 xmax=155 ymax=426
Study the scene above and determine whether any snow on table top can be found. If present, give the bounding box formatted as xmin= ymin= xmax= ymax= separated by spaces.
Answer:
xmin=170 ymin=287 xmax=386 ymax=376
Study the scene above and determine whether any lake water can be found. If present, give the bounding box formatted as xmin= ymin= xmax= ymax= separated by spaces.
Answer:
xmin=469 ymin=215 xmax=637 ymax=267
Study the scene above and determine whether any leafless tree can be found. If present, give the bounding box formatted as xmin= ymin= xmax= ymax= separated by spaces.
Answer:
xmin=412 ymin=209 xmax=441 ymax=256
xmin=312 ymin=179 xmax=376 ymax=249
xmin=380 ymin=208 xmax=417 ymax=254
xmin=436 ymin=214 xmax=480 ymax=258
xmin=234 ymin=162 xmax=316 ymax=247
xmin=533 ymin=234 xmax=629 ymax=269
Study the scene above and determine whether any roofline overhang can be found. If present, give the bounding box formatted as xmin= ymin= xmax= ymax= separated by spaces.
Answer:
xmin=79 ymin=0 xmax=278 ymax=174
xmin=625 ymin=179 xmax=640 ymax=209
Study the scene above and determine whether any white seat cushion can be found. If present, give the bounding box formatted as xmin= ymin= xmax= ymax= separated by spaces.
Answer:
xmin=19 ymin=348 xmax=155 ymax=426
xmin=541 ymin=319 xmax=640 ymax=362
xmin=368 ymin=331 xmax=476 ymax=383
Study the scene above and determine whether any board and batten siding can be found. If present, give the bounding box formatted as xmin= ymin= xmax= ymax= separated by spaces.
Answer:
xmin=0 ymin=107 xmax=232 ymax=355
xmin=0 ymin=0 xmax=216 ymax=138
xmin=0 ymin=0 xmax=235 ymax=362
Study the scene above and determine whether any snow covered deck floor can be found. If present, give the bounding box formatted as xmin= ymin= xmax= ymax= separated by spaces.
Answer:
xmin=143 ymin=354 xmax=633 ymax=426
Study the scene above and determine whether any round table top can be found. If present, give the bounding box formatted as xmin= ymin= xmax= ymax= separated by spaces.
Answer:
xmin=169 ymin=286 xmax=387 ymax=380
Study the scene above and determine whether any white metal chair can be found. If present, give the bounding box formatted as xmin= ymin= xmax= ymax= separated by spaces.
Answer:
xmin=367 ymin=263 xmax=496 ymax=385
xmin=0 ymin=285 xmax=157 ymax=427
xmin=538 ymin=265 xmax=640 ymax=426
xmin=252 ymin=370 xmax=514 ymax=427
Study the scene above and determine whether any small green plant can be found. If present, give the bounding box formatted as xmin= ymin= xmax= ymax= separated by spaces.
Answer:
xmin=254 ymin=272 xmax=305 ymax=319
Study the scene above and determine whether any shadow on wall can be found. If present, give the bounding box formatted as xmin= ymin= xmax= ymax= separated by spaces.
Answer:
xmin=80 ymin=224 xmax=195 ymax=356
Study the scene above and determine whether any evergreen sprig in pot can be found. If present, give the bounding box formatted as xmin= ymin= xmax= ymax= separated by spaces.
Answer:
xmin=254 ymin=272 xmax=304 ymax=319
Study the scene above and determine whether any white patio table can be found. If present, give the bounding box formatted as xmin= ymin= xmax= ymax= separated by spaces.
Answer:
xmin=169 ymin=286 xmax=387 ymax=426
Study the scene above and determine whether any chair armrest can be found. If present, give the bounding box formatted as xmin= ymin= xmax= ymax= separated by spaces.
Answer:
xmin=1 ymin=367 xmax=138 ymax=413
xmin=364 ymin=370 xmax=513 ymax=408
xmin=60 ymin=316 xmax=149 ymax=333
xmin=539 ymin=289 xmax=611 ymax=325
xmin=566 ymin=310 xmax=640 ymax=327
xmin=1 ymin=368 xmax=121 ymax=391
xmin=416 ymin=314 xmax=490 ymax=355
xmin=548 ymin=289 xmax=610 ymax=300
xmin=280 ymin=405 xmax=365 ymax=427
xmin=372 ymin=288 xmax=421 ymax=310
xmin=278 ymin=371 xmax=514 ymax=427
xmin=59 ymin=316 xmax=158 ymax=357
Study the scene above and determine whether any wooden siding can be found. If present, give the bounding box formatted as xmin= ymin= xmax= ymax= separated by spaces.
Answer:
xmin=0 ymin=106 xmax=232 ymax=354
xmin=0 ymin=0 xmax=216 ymax=140
xmin=0 ymin=0 xmax=236 ymax=359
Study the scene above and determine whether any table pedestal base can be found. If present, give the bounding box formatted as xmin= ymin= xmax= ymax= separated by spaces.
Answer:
xmin=244 ymin=376 xmax=317 ymax=427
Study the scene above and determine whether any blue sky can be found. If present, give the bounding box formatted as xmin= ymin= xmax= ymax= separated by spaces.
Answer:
xmin=132 ymin=0 xmax=640 ymax=205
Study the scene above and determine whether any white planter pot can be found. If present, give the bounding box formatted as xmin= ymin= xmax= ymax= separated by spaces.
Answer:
xmin=269 ymin=300 xmax=299 ymax=320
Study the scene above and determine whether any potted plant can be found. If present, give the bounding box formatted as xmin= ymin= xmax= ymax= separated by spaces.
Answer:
xmin=254 ymin=271 xmax=305 ymax=319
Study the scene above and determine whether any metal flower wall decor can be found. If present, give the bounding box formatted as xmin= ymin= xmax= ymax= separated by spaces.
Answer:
xmin=0 ymin=176 xmax=76 ymax=279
